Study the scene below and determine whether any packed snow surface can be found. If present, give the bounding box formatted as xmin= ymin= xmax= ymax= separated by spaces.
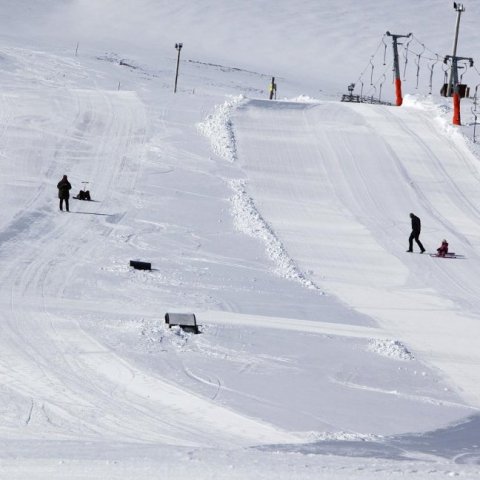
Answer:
xmin=1 ymin=1 xmax=480 ymax=479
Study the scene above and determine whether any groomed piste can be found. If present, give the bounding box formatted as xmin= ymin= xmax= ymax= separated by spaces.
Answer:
xmin=1 ymin=1 xmax=480 ymax=479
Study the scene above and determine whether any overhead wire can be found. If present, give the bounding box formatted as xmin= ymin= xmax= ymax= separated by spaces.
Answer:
xmin=402 ymin=36 xmax=413 ymax=81
xmin=397 ymin=35 xmax=450 ymax=93
xmin=369 ymin=57 xmax=375 ymax=85
xmin=411 ymin=34 xmax=444 ymax=62
xmin=379 ymin=73 xmax=387 ymax=102
xmin=363 ymin=58 xmax=394 ymax=98
xmin=354 ymin=35 xmax=387 ymax=88
xmin=459 ymin=60 xmax=471 ymax=82
xmin=428 ymin=54 xmax=441 ymax=94
xmin=441 ymin=61 xmax=449 ymax=85
xmin=473 ymin=64 xmax=480 ymax=79
xmin=352 ymin=32 xmax=478 ymax=101
xmin=382 ymin=36 xmax=388 ymax=66
xmin=414 ymin=42 xmax=426 ymax=89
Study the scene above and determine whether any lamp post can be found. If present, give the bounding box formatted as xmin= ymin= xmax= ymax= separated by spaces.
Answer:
xmin=174 ymin=42 xmax=183 ymax=93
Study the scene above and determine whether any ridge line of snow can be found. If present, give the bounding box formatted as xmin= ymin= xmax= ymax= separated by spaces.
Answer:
xmin=198 ymin=95 xmax=321 ymax=290
xmin=404 ymin=94 xmax=480 ymax=161
xmin=230 ymin=179 xmax=321 ymax=290
xmin=199 ymin=310 xmax=382 ymax=338
xmin=197 ymin=94 xmax=244 ymax=162
xmin=330 ymin=377 xmax=478 ymax=412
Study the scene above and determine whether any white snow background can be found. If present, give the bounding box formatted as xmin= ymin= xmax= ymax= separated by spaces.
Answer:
xmin=1 ymin=0 xmax=480 ymax=478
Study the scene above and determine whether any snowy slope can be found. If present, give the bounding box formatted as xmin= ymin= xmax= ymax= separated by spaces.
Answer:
xmin=233 ymin=97 xmax=480 ymax=406
xmin=1 ymin=1 xmax=480 ymax=479
xmin=5 ymin=0 xmax=480 ymax=97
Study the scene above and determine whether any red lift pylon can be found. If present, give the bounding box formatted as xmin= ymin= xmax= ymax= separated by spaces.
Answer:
xmin=386 ymin=31 xmax=412 ymax=106
xmin=444 ymin=55 xmax=473 ymax=125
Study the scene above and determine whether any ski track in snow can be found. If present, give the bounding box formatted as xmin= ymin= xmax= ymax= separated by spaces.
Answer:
xmin=0 ymin=71 xmax=304 ymax=448
xmin=232 ymin=97 xmax=480 ymax=409
xmin=1 ymin=14 xmax=480 ymax=477
xmin=330 ymin=377 xmax=479 ymax=411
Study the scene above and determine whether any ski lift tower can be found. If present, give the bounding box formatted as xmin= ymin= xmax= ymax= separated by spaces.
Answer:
xmin=446 ymin=2 xmax=465 ymax=97
xmin=444 ymin=54 xmax=474 ymax=125
xmin=386 ymin=31 xmax=412 ymax=106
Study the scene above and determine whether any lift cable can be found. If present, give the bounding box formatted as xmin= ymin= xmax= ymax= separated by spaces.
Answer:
xmin=382 ymin=36 xmax=388 ymax=66
xmin=414 ymin=42 xmax=425 ymax=88
xmin=379 ymin=73 xmax=387 ymax=102
xmin=363 ymin=59 xmax=394 ymax=99
xmin=428 ymin=54 xmax=441 ymax=94
xmin=402 ymin=36 xmax=413 ymax=81
xmin=354 ymin=36 xmax=388 ymax=86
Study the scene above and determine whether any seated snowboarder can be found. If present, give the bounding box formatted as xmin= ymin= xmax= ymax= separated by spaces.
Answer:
xmin=436 ymin=239 xmax=449 ymax=257
xmin=76 ymin=189 xmax=91 ymax=201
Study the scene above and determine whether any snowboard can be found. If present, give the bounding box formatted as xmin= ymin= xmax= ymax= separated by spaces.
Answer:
xmin=72 ymin=197 xmax=99 ymax=202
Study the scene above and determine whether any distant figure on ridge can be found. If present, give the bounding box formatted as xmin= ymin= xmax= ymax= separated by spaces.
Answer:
xmin=269 ymin=76 xmax=277 ymax=100
xmin=436 ymin=239 xmax=449 ymax=257
xmin=57 ymin=174 xmax=72 ymax=212
xmin=407 ymin=212 xmax=425 ymax=253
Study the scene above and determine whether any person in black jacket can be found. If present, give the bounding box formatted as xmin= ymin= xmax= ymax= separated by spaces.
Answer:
xmin=57 ymin=175 xmax=72 ymax=212
xmin=407 ymin=212 xmax=425 ymax=253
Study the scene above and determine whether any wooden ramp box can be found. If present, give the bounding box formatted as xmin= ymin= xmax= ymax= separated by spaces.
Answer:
xmin=129 ymin=260 xmax=151 ymax=270
xmin=165 ymin=313 xmax=200 ymax=334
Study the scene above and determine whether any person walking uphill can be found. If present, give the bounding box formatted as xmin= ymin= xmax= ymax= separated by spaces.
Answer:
xmin=57 ymin=175 xmax=72 ymax=212
xmin=407 ymin=212 xmax=425 ymax=253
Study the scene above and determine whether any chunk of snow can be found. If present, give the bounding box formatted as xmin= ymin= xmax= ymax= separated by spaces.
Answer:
xmin=368 ymin=339 xmax=414 ymax=361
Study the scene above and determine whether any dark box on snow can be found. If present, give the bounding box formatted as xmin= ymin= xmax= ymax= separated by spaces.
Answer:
xmin=130 ymin=260 xmax=151 ymax=270
xmin=165 ymin=313 xmax=200 ymax=334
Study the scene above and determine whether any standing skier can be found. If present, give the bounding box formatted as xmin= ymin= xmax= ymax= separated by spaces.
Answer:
xmin=57 ymin=174 xmax=72 ymax=212
xmin=407 ymin=212 xmax=425 ymax=253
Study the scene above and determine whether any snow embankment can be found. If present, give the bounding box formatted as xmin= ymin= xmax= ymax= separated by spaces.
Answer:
xmin=198 ymin=96 xmax=322 ymax=290
xmin=197 ymin=95 xmax=243 ymax=162
xmin=230 ymin=179 xmax=320 ymax=290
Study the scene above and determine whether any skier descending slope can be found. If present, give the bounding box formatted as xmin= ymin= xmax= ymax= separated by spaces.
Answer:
xmin=406 ymin=212 xmax=425 ymax=253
